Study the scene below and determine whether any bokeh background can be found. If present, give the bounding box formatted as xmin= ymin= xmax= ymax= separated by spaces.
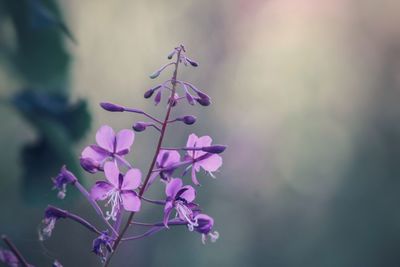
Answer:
xmin=1 ymin=0 xmax=400 ymax=266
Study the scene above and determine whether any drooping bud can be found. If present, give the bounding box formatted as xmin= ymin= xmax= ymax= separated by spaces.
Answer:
xmin=52 ymin=166 xmax=78 ymax=199
xmin=80 ymin=158 xmax=100 ymax=173
xmin=144 ymin=89 xmax=155 ymax=99
xmin=100 ymin=102 xmax=125 ymax=112
xmin=201 ymin=145 xmax=226 ymax=154
xmin=167 ymin=50 xmax=176 ymax=59
xmin=149 ymin=70 xmax=161 ymax=79
xmin=154 ymin=91 xmax=162 ymax=105
xmin=195 ymin=90 xmax=210 ymax=100
xmin=132 ymin=122 xmax=147 ymax=132
xmin=186 ymin=92 xmax=195 ymax=105
xmin=195 ymin=97 xmax=211 ymax=106
xmin=186 ymin=57 xmax=199 ymax=67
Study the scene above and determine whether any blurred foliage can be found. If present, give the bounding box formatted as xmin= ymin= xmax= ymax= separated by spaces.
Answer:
xmin=0 ymin=0 xmax=90 ymax=202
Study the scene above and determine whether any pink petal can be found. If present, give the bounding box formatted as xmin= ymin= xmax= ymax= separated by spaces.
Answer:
xmin=121 ymin=191 xmax=141 ymax=212
xmin=96 ymin=125 xmax=115 ymax=152
xmin=179 ymin=185 xmax=196 ymax=203
xmin=90 ymin=181 xmax=113 ymax=200
xmin=81 ymin=146 xmax=108 ymax=163
xmin=157 ymin=150 xmax=181 ymax=167
xmin=191 ymin=167 xmax=200 ymax=186
xmin=121 ymin=168 xmax=141 ymax=190
xmin=104 ymin=161 xmax=120 ymax=188
xmin=115 ymin=129 xmax=134 ymax=154
xmin=196 ymin=135 xmax=213 ymax=147
xmin=163 ymin=203 xmax=173 ymax=227
xmin=199 ymin=154 xmax=223 ymax=172
xmin=186 ymin=133 xmax=198 ymax=148
xmin=166 ymin=150 xmax=180 ymax=165
xmin=165 ymin=178 xmax=183 ymax=197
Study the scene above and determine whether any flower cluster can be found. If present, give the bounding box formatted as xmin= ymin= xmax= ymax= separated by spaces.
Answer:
xmin=36 ymin=45 xmax=227 ymax=265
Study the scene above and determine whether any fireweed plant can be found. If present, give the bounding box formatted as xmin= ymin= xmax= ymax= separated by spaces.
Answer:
xmin=0 ymin=45 xmax=226 ymax=267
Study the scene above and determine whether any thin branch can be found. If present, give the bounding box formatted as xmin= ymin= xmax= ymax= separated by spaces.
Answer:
xmin=1 ymin=235 xmax=30 ymax=267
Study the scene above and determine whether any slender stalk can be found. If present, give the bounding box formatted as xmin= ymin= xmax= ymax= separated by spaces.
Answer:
xmin=1 ymin=235 xmax=30 ymax=267
xmin=124 ymin=108 xmax=162 ymax=124
xmin=66 ymin=211 xmax=103 ymax=235
xmin=103 ymin=48 xmax=182 ymax=267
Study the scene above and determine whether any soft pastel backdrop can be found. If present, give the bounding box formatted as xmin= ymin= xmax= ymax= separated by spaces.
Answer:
xmin=1 ymin=0 xmax=400 ymax=266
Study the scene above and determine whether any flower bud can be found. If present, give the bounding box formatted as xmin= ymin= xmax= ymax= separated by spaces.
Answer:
xmin=186 ymin=92 xmax=195 ymax=105
xmin=144 ymin=89 xmax=154 ymax=99
xmin=132 ymin=122 xmax=147 ymax=132
xmin=179 ymin=115 xmax=196 ymax=125
xmin=201 ymin=145 xmax=226 ymax=154
xmin=100 ymin=102 xmax=125 ymax=112
xmin=196 ymin=91 xmax=209 ymax=100
xmin=154 ymin=91 xmax=162 ymax=105
xmin=167 ymin=50 xmax=176 ymax=59
xmin=149 ymin=70 xmax=161 ymax=79
xmin=195 ymin=97 xmax=211 ymax=106
xmin=186 ymin=57 xmax=199 ymax=67
xmin=80 ymin=158 xmax=100 ymax=173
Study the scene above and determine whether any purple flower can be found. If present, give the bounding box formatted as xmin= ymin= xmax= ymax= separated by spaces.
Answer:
xmin=81 ymin=125 xmax=134 ymax=172
xmin=92 ymin=231 xmax=113 ymax=263
xmin=52 ymin=166 xmax=77 ymax=199
xmin=185 ymin=134 xmax=223 ymax=185
xmin=157 ymin=150 xmax=181 ymax=180
xmin=163 ymin=178 xmax=197 ymax=229
xmin=0 ymin=249 xmax=19 ymax=267
xmin=193 ymin=214 xmax=219 ymax=244
xmin=39 ymin=206 xmax=67 ymax=241
xmin=145 ymin=150 xmax=181 ymax=192
xmin=90 ymin=162 xmax=141 ymax=221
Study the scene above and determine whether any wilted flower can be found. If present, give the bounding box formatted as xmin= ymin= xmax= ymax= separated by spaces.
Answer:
xmin=91 ymin=162 xmax=141 ymax=221
xmin=0 ymin=249 xmax=19 ymax=267
xmin=92 ymin=231 xmax=113 ymax=262
xmin=185 ymin=134 xmax=223 ymax=185
xmin=193 ymin=214 xmax=219 ymax=244
xmin=39 ymin=206 xmax=67 ymax=241
xmin=81 ymin=125 xmax=134 ymax=172
xmin=52 ymin=166 xmax=77 ymax=199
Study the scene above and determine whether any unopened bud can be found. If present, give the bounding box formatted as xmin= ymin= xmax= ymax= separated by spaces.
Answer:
xmin=149 ymin=70 xmax=161 ymax=79
xmin=195 ymin=97 xmax=211 ymax=106
xmin=179 ymin=115 xmax=196 ymax=125
xmin=132 ymin=122 xmax=147 ymax=132
xmin=186 ymin=57 xmax=199 ymax=67
xmin=80 ymin=158 xmax=100 ymax=173
xmin=167 ymin=50 xmax=176 ymax=59
xmin=154 ymin=91 xmax=162 ymax=105
xmin=201 ymin=145 xmax=227 ymax=154
xmin=186 ymin=93 xmax=195 ymax=105
xmin=144 ymin=89 xmax=154 ymax=99
xmin=100 ymin=102 xmax=125 ymax=112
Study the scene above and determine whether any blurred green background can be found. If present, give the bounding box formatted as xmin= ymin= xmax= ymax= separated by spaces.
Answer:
xmin=1 ymin=0 xmax=400 ymax=266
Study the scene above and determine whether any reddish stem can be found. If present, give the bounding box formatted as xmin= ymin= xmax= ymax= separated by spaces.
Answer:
xmin=103 ymin=48 xmax=182 ymax=267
